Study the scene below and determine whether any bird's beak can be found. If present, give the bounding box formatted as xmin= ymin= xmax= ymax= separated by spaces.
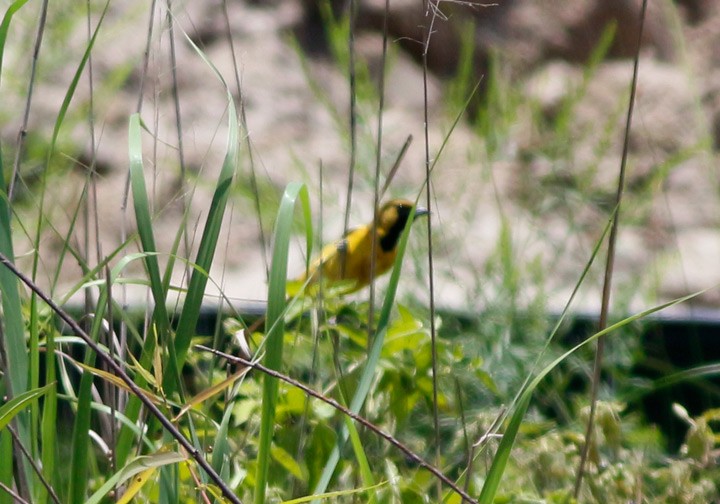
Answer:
xmin=413 ymin=207 xmax=429 ymax=220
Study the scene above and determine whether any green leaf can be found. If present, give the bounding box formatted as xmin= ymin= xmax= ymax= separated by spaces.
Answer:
xmin=0 ymin=384 xmax=53 ymax=431
xmin=477 ymin=291 xmax=704 ymax=503
xmin=0 ymin=0 xmax=32 ymax=88
xmin=85 ymin=451 xmax=186 ymax=504
xmin=312 ymin=204 xmax=422 ymax=500
xmin=254 ymin=182 xmax=311 ymax=504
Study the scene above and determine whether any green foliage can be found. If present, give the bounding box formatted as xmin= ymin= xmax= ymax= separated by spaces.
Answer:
xmin=1 ymin=1 xmax=719 ymax=503
xmin=495 ymin=401 xmax=719 ymax=503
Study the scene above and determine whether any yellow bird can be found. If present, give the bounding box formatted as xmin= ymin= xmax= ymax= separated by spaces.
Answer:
xmin=297 ymin=198 xmax=428 ymax=293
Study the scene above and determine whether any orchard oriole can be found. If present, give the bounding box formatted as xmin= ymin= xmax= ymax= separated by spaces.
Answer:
xmin=298 ymin=198 xmax=428 ymax=293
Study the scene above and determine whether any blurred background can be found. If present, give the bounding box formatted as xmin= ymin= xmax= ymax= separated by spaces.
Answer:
xmin=2 ymin=0 xmax=720 ymax=311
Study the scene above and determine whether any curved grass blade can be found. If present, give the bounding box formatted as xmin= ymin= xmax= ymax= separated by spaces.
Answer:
xmin=0 ymin=166 xmax=28 ymax=408
xmin=116 ymin=21 xmax=242 ymax=467
xmin=255 ymin=182 xmax=311 ymax=504
xmin=283 ymin=480 xmax=388 ymax=504
xmin=312 ymin=205 xmax=420 ymax=500
xmin=211 ymin=406 xmax=235 ymax=478
xmin=0 ymin=0 xmax=31 ymax=87
xmin=0 ymin=384 xmax=53 ymax=431
xmin=0 ymin=95 xmax=31 ymax=502
xmin=477 ymin=290 xmax=705 ymax=503
xmin=67 ymin=276 xmax=113 ymax=503
xmin=163 ymin=97 xmax=240 ymax=395
xmin=128 ymin=113 xmax=172 ymax=350
xmin=85 ymin=451 xmax=186 ymax=504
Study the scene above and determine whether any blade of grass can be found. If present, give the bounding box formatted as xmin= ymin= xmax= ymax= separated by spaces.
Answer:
xmin=0 ymin=252 xmax=243 ymax=504
xmin=0 ymin=384 xmax=54 ymax=431
xmin=343 ymin=415 xmax=375 ymax=498
xmin=447 ymin=206 xmax=612 ymax=501
xmin=128 ymin=113 xmax=174 ymax=378
xmin=312 ymin=205 xmax=420 ymax=500
xmin=0 ymin=430 xmax=12 ymax=504
xmin=210 ymin=405 xmax=235 ymax=478
xmin=0 ymin=0 xmax=32 ymax=87
xmin=34 ymin=0 xmax=110 ymax=289
xmin=67 ymin=277 xmax=112 ymax=503
xmin=574 ymin=1 xmax=647 ymax=495
xmin=24 ymin=5 xmax=110 ymax=501
xmin=283 ymin=481 xmax=388 ymax=504
xmin=85 ymin=451 xmax=186 ymax=504
xmin=0 ymin=160 xmax=28 ymax=364
xmin=118 ymin=36 xmax=241 ymax=457
xmin=162 ymin=97 xmax=239 ymax=394
xmin=113 ymin=111 xmax=175 ymax=466
xmin=477 ymin=290 xmax=704 ymax=503
xmin=255 ymin=182 xmax=311 ymax=504
xmin=152 ymin=14 xmax=245 ymax=398
xmin=0 ymin=135 xmax=32 ymax=504
xmin=0 ymin=9 xmax=32 ymax=489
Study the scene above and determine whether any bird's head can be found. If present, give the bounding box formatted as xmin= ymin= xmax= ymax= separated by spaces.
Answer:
xmin=376 ymin=199 xmax=429 ymax=252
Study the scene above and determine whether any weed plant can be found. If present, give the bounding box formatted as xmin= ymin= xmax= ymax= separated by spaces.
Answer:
xmin=0 ymin=1 xmax=718 ymax=503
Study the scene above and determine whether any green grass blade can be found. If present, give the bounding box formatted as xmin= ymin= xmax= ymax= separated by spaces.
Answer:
xmin=0 ymin=142 xmax=31 ymax=501
xmin=85 ymin=452 xmax=186 ymax=504
xmin=0 ymin=0 xmax=31 ymax=87
xmin=46 ymin=1 xmax=109 ymax=157
xmin=255 ymin=182 xmax=311 ymax=504
xmin=163 ymin=97 xmax=240 ymax=395
xmin=113 ymin=114 xmax=176 ymax=467
xmin=0 ymin=180 xmax=28 ymax=396
xmin=343 ymin=416 xmax=375 ymax=503
xmin=284 ymin=481 xmax=389 ymax=504
xmin=128 ymin=113 xmax=173 ymax=362
xmin=67 ymin=286 xmax=110 ymax=503
xmin=38 ymin=314 xmax=57 ymax=504
xmin=477 ymin=291 xmax=705 ymax=503
xmin=211 ymin=406 xmax=234 ymax=478
xmin=0 ymin=6 xmax=31 ymax=492
xmin=0 ymin=429 xmax=12 ymax=504
xmin=26 ymin=0 xmax=109 ymax=287
xmin=0 ymin=384 xmax=53 ymax=430
xmin=312 ymin=205 xmax=419 ymax=499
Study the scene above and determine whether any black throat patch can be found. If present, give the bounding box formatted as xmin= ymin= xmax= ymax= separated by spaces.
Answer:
xmin=379 ymin=205 xmax=412 ymax=252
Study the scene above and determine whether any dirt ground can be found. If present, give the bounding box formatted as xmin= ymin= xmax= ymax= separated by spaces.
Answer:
xmin=2 ymin=0 xmax=720 ymax=317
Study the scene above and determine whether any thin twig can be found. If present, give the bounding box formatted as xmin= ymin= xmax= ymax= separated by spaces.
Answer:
xmin=197 ymin=345 xmax=479 ymax=504
xmin=343 ymin=0 xmax=358 ymax=240
xmin=573 ymin=0 xmax=648 ymax=497
xmin=135 ymin=0 xmax=158 ymax=114
xmin=9 ymin=0 xmax=49 ymax=201
xmin=7 ymin=424 xmax=62 ymax=504
xmin=6 ymin=2 xmax=50 ymax=499
xmin=84 ymin=0 xmax=113 ymax=448
xmin=166 ymin=0 xmax=191 ymax=278
xmin=367 ymin=0 xmax=391 ymax=350
xmin=0 ymin=482 xmax=30 ymax=504
xmin=379 ymin=134 xmax=412 ymax=199
xmin=221 ymin=0 xmax=269 ymax=280
xmin=421 ymin=1 xmax=442 ymax=501
xmin=0 ymin=253 xmax=243 ymax=504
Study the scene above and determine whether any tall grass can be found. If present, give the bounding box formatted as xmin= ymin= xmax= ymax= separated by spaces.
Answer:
xmin=0 ymin=1 xmax=718 ymax=503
